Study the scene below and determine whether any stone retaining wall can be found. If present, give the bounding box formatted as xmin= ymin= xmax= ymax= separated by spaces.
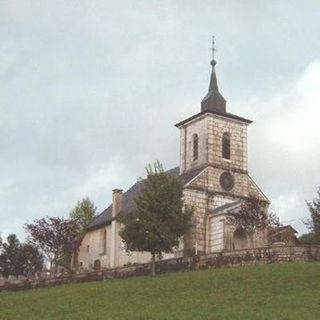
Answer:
xmin=1 ymin=245 xmax=319 ymax=292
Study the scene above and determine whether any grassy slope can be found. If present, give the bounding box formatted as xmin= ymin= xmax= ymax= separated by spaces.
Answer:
xmin=0 ymin=262 xmax=319 ymax=320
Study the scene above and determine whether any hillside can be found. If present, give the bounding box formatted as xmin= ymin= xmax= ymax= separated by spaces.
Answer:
xmin=0 ymin=262 xmax=319 ymax=320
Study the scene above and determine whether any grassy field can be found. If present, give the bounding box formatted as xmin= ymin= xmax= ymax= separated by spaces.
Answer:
xmin=0 ymin=262 xmax=319 ymax=320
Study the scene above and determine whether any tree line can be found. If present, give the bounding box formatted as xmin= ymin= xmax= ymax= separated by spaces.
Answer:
xmin=0 ymin=197 xmax=97 ymax=277
xmin=300 ymin=188 xmax=320 ymax=244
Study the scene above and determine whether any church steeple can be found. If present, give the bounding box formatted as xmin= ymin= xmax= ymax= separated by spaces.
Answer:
xmin=201 ymin=37 xmax=226 ymax=113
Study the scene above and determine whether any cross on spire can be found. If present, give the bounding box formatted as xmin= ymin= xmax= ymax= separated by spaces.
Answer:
xmin=201 ymin=36 xmax=226 ymax=113
xmin=210 ymin=36 xmax=216 ymax=61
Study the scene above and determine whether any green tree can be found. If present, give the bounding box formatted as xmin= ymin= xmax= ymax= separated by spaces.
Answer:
xmin=0 ymin=234 xmax=21 ymax=277
xmin=227 ymin=197 xmax=278 ymax=248
xmin=69 ymin=197 xmax=97 ymax=269
xmin=118 ymin=162 xmax=193 ymax=276
xmin=20 ymin=243 xmax=44 ymax=277
xmin=0 ymin=234 xmax=43 ymax=277
xmin=305 ymin=188 xmax=320 ymax=242
xmin=24 ymin=217 xmax=78 ymax=273
xmin=70 ymin=197 xmax=97 ymax=235
xmin=298 ymin=232 xmax=319 ymax=245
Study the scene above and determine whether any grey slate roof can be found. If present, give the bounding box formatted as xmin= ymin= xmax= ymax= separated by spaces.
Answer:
xmin=201 ymin=57 xmax=226 ymax=114
xmin=86 ymin=166 xmax=205 ymax=231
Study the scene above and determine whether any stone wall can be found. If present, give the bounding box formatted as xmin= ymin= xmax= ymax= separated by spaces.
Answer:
xmin=179 ymin=115 xmax=208 ymax=173
xmin=208 ymin=215 xmax=225 ymax=252
xmin=188 ymin=166 xmax=267 ymax=202
xmin=1 ymin=245 xmax=319 ymax=293
xmin=208 ymin=114 xmax=248 ymax=172
xmin=183 ymin=188 xmax=208 ymax=252
xmin=178 ymin=113 xmax=250 ymax=174
xmin=183 ymin=163 xmax=269 ymax=253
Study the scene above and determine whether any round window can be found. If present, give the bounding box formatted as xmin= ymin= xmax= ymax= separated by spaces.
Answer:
xmin=219 ymin=172 xmax=234 ymax=191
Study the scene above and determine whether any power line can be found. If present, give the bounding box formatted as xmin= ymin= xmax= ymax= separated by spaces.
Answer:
xmin=281 ymin=217 xmax=309 ymax=224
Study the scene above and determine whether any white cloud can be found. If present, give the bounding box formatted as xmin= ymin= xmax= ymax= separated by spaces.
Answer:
xmin=236 ymin=61 xmax=320 ymax=234
xmin=268 ymin=61 xmax=320 ymax=153
xmin=271 ymin=194 xmax=299 ymax=220
xmin=0 ymin=54 xmax=16 ymax=76
xmin=76 ymin=159 xmax=135 ymax=205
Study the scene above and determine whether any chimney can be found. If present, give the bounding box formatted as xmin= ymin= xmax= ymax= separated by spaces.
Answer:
xmin=112 ymin=189 xmax=123 ymax=217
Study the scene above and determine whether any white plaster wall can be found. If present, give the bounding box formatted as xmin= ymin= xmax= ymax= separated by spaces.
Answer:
xmin=78 ymin=226 xmax=111 ymax=270
xmin=78 ymin=223 xmax=179 ymax=270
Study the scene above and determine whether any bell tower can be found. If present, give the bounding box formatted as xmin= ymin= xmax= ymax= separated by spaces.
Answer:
xmin=175 ymin=37 xmax=252 ymax=175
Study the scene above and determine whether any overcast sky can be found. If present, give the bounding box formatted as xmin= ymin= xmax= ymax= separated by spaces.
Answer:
xmin=1 ymin=0 xmax=320 ymax=240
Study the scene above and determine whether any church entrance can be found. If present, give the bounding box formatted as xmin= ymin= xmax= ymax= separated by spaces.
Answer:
xmin=233 ymin=228 xmax=249 ymax=250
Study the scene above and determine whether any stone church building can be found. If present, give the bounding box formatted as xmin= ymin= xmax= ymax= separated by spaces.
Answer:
xmin=77 ymin=46 xmax=269 ymax=271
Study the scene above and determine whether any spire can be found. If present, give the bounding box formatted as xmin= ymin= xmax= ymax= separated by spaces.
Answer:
xmin=201 ymin=36 xmax=226 ymax=113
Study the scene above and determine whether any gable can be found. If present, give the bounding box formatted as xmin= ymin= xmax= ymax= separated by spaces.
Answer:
xmin=186 ymin=166 xmax=269 ymax=203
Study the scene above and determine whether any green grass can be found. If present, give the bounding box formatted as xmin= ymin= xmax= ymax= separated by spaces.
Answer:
xmin=0 ymin=262 xmax=319 ymax=320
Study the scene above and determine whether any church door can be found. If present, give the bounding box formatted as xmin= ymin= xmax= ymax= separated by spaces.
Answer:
xmin=94 ymin=259 xmax=101 ymax=271
xmin=233 ymin=228 xmax=249 ymax=250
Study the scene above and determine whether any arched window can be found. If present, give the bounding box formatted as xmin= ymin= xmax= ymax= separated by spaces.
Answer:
xmin=222 ymin=132 xmax=231 ymax=159
xmin=101 ymin=229 xmax=107 ymax=254
xmin=192 ymin=134 xmax=198 ymax=161
xmin=94 ymin=259 xmax=101 ymax=271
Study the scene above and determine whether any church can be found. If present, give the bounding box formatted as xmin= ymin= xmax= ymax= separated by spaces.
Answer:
xmin=77 ymin=41 xmax=270 ymax=271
